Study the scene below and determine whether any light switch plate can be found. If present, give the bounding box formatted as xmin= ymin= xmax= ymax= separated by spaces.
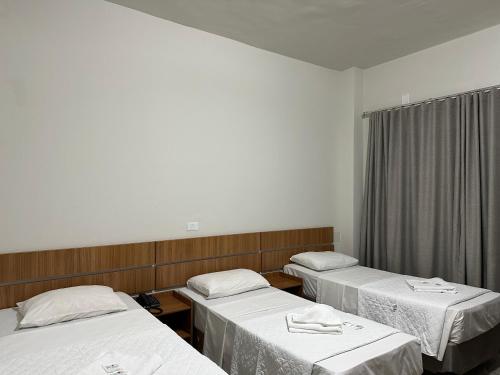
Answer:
xmin=187 ymin=222 xmax=199 ymax=231
xmin=402 ymin=93 xmax=410 ymax=105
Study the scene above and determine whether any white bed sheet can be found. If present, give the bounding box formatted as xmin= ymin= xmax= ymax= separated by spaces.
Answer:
xmin=284 ymin=264 xmax=500 ymax=344
xmin=179 ymin=286 xmax=422 ymax=375
xmin=0 ymin=292 xmax=226 ymax=375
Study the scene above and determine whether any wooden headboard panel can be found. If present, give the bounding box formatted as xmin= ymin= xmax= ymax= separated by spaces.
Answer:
xmin=0 ymin=242 xmax=155 ymax=309
xmin=0 ymin=227 xmax=333 ymax=308
xmin=155 ymin=233 xmax=261 ymax=290
xmin=260 ymin=227 xmax=334 ymax=272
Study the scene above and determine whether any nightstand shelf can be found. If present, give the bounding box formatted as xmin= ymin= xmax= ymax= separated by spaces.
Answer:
xmin=264 ymin=271 xmax=303 ymax=296
xmin=149 ymin=290 xmax=193 ymax=343
xmin=175 ymin=328 xmax=191 ymax=340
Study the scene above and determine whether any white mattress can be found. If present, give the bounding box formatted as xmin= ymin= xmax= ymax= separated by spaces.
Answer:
xmin=284 ymin=264 xmax=500 ymax=344
xmin=179 ymin=286 xmax=422 ymax=375
xmin=0 ymin=292 xmax=226 ymax=375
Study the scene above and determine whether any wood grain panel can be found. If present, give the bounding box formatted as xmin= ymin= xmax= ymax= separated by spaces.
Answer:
xmin=156 ymin=233 xmax=260 ymax=264
xmin=0 ymin=242 xmax=155 ymax=284
xmin=0 ymin=268 xmax=154 ymax=309
xmin=260 ymin=227 xmax=333 ymax=251
xmin=156 ymin=253 xmax=261 ymax=289
xmin=261 ymin=245 xmax=334 ymax=272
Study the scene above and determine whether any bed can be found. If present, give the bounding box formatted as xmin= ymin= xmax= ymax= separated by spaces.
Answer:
xmin=284 ymin=263 xmax=500 ymax=373
xmin=0 ymin=292 xmax=226 ymax=375
xmin=178 ymin=285 xmax=423 ymax=375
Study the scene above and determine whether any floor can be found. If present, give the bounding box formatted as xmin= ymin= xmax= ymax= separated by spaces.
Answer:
xmin=466 ymin=356 xmax=500 ymax=375
xmin=423 ymin=356 xmax=500 ymax=375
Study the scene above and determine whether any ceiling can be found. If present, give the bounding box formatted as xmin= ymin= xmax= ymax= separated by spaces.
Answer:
xmin=107 ymin=0 xmax=500 ymax=70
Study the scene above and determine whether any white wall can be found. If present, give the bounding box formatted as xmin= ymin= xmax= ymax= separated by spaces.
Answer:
xmin=6 ymin=1 xmax=494 ymax=256
xmin=0 ymin=0 xmax=347 ymax=252
xmin=330 ymin=68 xmax=363 ymax=256
xmin=363 ymin=24 xmax=500 ymax=111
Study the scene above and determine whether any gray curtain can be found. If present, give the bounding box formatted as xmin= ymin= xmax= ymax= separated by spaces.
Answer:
xmin=360 ymin=89 xmax=500 ymax=292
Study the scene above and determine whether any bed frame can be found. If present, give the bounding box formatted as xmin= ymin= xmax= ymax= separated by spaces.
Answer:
xmin=0 ymin=227 xmax=334 ymax=309
xmin=423 ymin=323 xmax=500 ymax=374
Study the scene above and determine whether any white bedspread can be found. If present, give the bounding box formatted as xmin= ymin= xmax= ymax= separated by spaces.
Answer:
xmin=0 ymin=307 xmax=225 ymax=375
xmin=203 ymin=289 xmax=312 ymax=365
xmin=316 ymin=266 xmax=397 ymax=313
xmin=357 ymin=276 xmax=489 ymax=360
xmin=78 ymin=351 xmax=163 ymax=375
xmin=229 ymin=305 xmax=401 ymax=375
xmin=180 ymin=287 xmax=422 ymax=375
xmin=289 ymin=264 xmax=500 ymax=346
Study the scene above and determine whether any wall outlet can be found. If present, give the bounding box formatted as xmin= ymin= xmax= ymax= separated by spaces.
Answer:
xmin=187 ymin=222 xmax=199 ymax=231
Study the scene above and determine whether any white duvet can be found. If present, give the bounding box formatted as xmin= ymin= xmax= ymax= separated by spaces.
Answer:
xmin=0 ymin=308 xmax=225 ymax=375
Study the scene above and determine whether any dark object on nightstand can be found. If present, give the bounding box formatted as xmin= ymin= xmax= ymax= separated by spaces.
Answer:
xmin=136 ymin=293 xmax=162 ymax=314
xmin=143 ymin=290 xmax=193 ymax=343
xmin=263 ymin=271 xmax=303 ymax=296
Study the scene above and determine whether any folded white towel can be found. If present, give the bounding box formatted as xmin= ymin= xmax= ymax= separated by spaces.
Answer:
xmin=406 ymin=278 xmax=457 ymax=294
xmin=286 ymin=304 xmax=343 ymax=334
xmin=287 ymin=326 xmax=342 ymax=334
xmin=286 ymin=314 xmax=342 ymax=334
xmin=290 ymin=304 xmax=343 ymax=326
xmin=78 ymin=351 xmax=163 ymax=375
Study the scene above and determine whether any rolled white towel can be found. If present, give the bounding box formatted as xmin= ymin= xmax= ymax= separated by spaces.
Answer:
xmin=290 ymin=304 xmax=343 ymax=327
xmin=286 ymin=313 xmax=342 ymax=334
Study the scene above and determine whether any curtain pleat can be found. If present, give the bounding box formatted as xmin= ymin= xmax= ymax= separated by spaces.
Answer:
xmin=360 ymin=90 xmax=500 ymax=291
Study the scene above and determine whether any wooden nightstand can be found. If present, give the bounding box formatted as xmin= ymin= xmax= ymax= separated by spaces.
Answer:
xmin=264 ymin=271 xmax=303 ymax=296
xmin=149 ymin=291 xmax=193 ymax=343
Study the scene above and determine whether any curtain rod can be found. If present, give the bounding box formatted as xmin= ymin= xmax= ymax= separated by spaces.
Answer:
xmin=361 ymin=84 xmax=500 ymax=119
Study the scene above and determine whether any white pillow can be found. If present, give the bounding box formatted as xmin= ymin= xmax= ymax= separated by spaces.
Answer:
xmin=17 ymin=285 xmax=127 ymax=328
xmin=187 ymin=269 xmax=270 ymax=299
xmin=290 ymin=251 xmax=358 ymax=271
